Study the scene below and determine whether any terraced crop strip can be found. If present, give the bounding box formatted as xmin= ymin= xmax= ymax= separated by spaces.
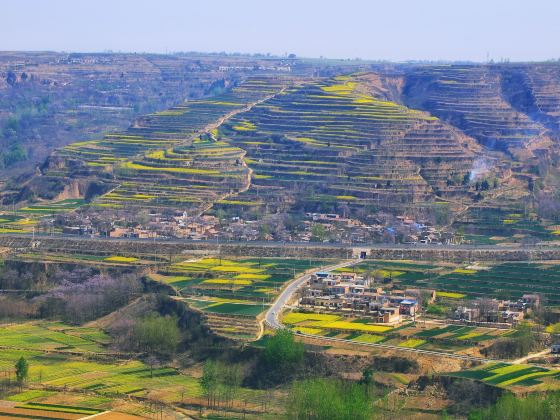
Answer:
xmin=335 ymin=259 xmax=442 ymax=284
xmin=512 ymin=64 xmax=560 ymax=130
xmin=450 ymin=362 xmax=560 ymax=389
xmin=284 ymin=311 xmax=510 ymax=352
xmin=343 ymin=259 xmax=560 ymax=304
xmin=0 ymin=349 xmax=225 ymax=404
xmin=284 ymin=313 xmax=393 ymax=336
xmin=421 ymin=263 xmax=560 ymax=304
xmin=0 ymin=323 xmax=272 ymax=408
xmin=45 ymin=77 xmax=288 ymax=213
xmin=221 ymin=74 xmax=477 ymax=214
xmin=453 ymin=205 xmax=556 ymax=243
xmin=154 ymin=257 xmax=327 ymax=303
xmin=18 ymin=199 xmax=86 ymax=215
xmin=0 ymin=322 xmax=110 ymax=353
xmin=152 ymin=257 xmax=328 ymax=339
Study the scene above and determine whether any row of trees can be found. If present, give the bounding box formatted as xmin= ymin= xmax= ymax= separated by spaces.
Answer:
xmin=0 ymin=357 xmax=28 ymax=398
xmin=469 ymin=391 xmax=560 ymax=420
xmin=286 ymin=378 xmax=374 ymax=420
xmin=110 ymin=313 xmax=181 ymax=361
xmin=200 ymin=360 xmax=243 ymax=409
xmin=198 ymin=329 xmax=380 ymax=416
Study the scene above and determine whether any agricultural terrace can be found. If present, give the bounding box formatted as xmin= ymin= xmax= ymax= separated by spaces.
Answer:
xmin=405 ymin=65 xmax=547 ymax=152
xmin=337 ymin=259 xmax=560 ymax=305
xmin=150 ymin=257 xmax=332 ymax=339
xmin=282 ymin=311 xmax=513 ymax=354
xmin=17 ymin=199 xmax=86 ymax=215
xmin=420 ymin=262 xmax=560 ymax=305
xmin=333 ymin=259 xmax=445 ymax=284
xmin=221 ymin=74 xmax=478 ymax=215
xmin=0 ymin=201 xmax=86 ymax=234
xmin=449 ymin=362 xmax=560 ymax=391
xmin=0 ymin=322 xmax=110 ymax=353
xmin=454 ymin=205 xmax=557 ymax=245
xmin=44 ymin=77 xmax=288 ymax=214
xmin=0 ymin=401 xmax=105 ymax=419
xmin=0 ymin=213 xmax=38 ymax=234
xmin=12 ymin=251 xmax=165 ymax=267
xmin=97 ymin=136 xmax=251 ymax=211
xmin=0 ymin=322 xmax=279 ymax=414
xmin=151 ymin=257 xmax=329 ymax=303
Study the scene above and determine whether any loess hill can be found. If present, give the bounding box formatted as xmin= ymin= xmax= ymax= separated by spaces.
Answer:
xmin=221 ymin=74 xmax=480 ymax=215
xmin=10 ymin=62 xmax=560 ymax=228
xmin=0 ymin=51 xmax=297 ymax=177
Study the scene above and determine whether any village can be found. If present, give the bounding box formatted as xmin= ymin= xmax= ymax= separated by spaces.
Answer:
xmin=296 ymin=268 xmax=542 ymax=327
xmin=48 ymin=208 xmax=460 ymax=245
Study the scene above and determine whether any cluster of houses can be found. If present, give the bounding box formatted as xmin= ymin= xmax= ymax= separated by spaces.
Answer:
xmin=395 ymin=216 xmax=456 ymax=245
xmin=299 ymin=269 xmax=544 ymax=328
xmin=454 ymin=294 xmax=541 ymax=326
xmin=301 ymin=213 xmax=457 ymax=245
xmin=300 ymin=270 xmax=426 ymax=324
xmin=54 ymin=206 xmax=461 ymax=245
xmin=109 ymin=213 xmax=221 ymax=240
xmin=218 ymin=65 xmax=292 ymax=72
xmin=58 ymin=211 xmax=221 ymax=240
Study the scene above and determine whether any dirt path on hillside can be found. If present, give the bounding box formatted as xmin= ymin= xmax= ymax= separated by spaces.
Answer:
xmin=512 ymin=348 xmax=551 ymax=364
xmin=196 ymin=87 xmax=286 ymax=216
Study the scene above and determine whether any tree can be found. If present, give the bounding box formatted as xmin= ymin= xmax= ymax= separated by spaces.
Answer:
xmin=259 ymin=223 xmax=270 ymax=240
xmin=360 ymin=367 xmax=374 ymax=389
xmin=200 ymin=360 xmax=219 ymax=407
xmin=15 ymin=356 xmax=28 ymax=385
xmin=135 ymin=209 xmax=150 ymax=225
xmin=221 ymin=363 xmax=243 ymax=408
xmin=469 ymin=391 xmax=560 ymax=420
xmin=133 ymin=314 xmax=181 ymax=359
xmin=263 ymin=328 xmax=304 ymax=370
xmin=6 ymin=71 xmax=17 ymax=86
xmin=38 ymin=273 xmax=141 ymax=323
xmin=286 ymin=378 xmax=373 ymax=420
xmin=311 ymin=224 xmax=327 ymax=242
xmin=215 ymin=208 xmax=226 ymax=224
xmin=483 ymin=323 xmax=539 ymax=359
xmin=2 ymin=143 xmax=27 ymax=167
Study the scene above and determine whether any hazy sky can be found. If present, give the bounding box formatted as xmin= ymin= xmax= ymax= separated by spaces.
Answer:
xmin=1 ymin=0 xmax=559 ymax=62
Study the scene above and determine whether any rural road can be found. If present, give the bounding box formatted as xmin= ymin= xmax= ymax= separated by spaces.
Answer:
xmin=513 ymin=348 xmax=551 ymax=364
xmin=264 ymin=258 xmax=361 ymax=330
xmin=4 ymin=232 xmax=559 ymax=252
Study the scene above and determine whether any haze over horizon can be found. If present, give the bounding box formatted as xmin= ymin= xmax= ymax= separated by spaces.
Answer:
xmin=1 ymin=0 xmax=559 ymax=62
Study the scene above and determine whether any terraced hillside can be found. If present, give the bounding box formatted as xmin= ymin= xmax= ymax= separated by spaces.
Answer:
xmin=40 ymin=76 xmax=289 ymax=213
xmin=403 ymin=65 xmax=553 ymax=153
xmin=218 ymin=74 xmax=479 ymax=215
xmin=0 ymin=52 xmax=271 ymax=176
xmin=501 ymin=64 xmax=560 ymax=133
xmin=150 ymin=256 xmax=329 ymax=340
xmin=12 ymin=64 xmax=560 ymax=229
